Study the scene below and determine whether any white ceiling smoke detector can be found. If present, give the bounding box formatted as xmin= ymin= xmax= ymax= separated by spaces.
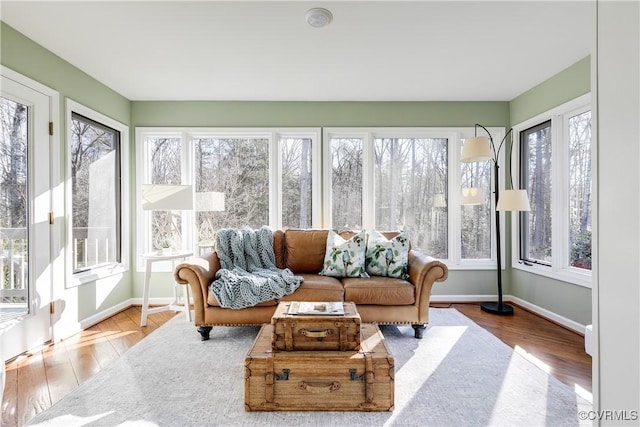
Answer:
xmin=305 ymin=8 xmax=333 ymax=28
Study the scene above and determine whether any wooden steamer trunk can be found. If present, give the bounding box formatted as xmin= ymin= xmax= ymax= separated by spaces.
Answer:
xmin=245 ymin=323 xmax=394 ymax=411
xmin=271 ymin=302 xmax=361 ymax=351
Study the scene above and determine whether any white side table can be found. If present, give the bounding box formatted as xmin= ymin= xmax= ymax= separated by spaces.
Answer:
xmin=140 ymin=251 xmax=194 ymax=327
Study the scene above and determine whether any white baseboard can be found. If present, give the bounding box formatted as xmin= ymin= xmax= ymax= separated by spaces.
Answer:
xmin=75 ymin=297 xmax=188 ymax=333
xmin=79 ymin=298 xmax=137 ymax=330
xmin=507 ymin=295 xmax=586 ymax=335
xmin=431 ymin=294 xmax=586 ymax=335
xmin=431 ymin=294 xmax=497 ymax=303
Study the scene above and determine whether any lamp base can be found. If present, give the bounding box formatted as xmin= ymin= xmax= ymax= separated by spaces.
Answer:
xmin=480 ymin=302 xmax=514 ymax=315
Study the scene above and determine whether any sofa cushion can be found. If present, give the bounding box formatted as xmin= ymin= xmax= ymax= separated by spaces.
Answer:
xmin=279 ymin=274 xmax=345 ymax=302
xmin=342 ymin=276 xmax=415 ymax=305
xmin=365 ymin=230 xmax=410 ymax=279
xmin=319 ymin=230 xmax=369 ymax=278
xmin=283 ymin=229 xmax=329 ymax=273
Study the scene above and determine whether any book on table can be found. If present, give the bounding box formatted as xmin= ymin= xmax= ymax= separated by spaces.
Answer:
xmin=287 ymin=301 xmax=345 ymax=316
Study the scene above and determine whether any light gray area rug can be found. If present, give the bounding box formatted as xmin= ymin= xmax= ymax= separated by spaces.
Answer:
xmin=29 ymin=308 xmax=591 ymax=427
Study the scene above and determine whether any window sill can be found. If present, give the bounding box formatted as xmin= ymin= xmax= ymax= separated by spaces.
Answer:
xmin=69 ymin=263 xmax=128 ymax=288
xmin=512 ymin=261 xmax=592 ymax=288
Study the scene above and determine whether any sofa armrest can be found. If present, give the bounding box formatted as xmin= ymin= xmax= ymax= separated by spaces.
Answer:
xmin=174 ymin=252 xmax=221 ymax=324
xmin=408 ymin=250 xmax=448 ymax=323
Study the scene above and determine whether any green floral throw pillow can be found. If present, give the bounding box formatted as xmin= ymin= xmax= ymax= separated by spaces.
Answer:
xmin=319 ymin=230 xmax=369 ymax=278
xmin=365 ymin=230 xmax=410 ymax=279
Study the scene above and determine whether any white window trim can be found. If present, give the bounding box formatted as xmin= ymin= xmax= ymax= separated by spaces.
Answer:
xmin=322 ymin=127 xmax=506 ymax=270
xmin=510 ymin=93 xmax=592 ymax=288
xmin=66 ymin=99 xmax=130 ymax=287
xmin=135 ymin=127 xmax=321 ymax=271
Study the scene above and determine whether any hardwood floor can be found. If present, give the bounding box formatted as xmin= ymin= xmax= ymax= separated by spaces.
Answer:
xmin=451 ymin=302 xmax=592 ymax=394
xmin=1 ymin=306 xmax=176 ymax=427
xmin=2 ymin=302 xmax=592 ymax=426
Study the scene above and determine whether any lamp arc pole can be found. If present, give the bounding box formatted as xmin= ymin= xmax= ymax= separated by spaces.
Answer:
xmin=473 ymin=124 xmax=514 ymax=315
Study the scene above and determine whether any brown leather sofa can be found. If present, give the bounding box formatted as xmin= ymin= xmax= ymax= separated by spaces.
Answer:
xmin=174 ymin=229 xmax=448 ymax=340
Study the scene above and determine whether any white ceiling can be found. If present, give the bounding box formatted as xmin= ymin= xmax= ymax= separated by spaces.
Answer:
xmin=1 ymin=0 xmax=592 ymax=101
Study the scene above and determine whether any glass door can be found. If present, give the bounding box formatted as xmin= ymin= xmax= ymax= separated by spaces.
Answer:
xmin=1 ymin=74 xmax=52 ymax=361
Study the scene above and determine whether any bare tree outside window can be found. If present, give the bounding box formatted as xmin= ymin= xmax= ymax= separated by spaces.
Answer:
xmin=0 ymin=97 xmax=28 ymax=303
xmin=520 ymin=121 xmax=552 ymax=264
xmin=568 ymin=111 xmax=592 ymax=270
xmin=331 ymin=138 xmax=363 ymax=229
xmin=194 ymin=138 xmax=269 ymax=235
xmin=460 ymin=155 xmax=492 ymax=259
xmin=374 ymin=138 xmax=448 ymax=257
xmin=281 ymin=138 xmax=312 ymax=229
xmin=147 ymin=137 xmax=182 ymax=249
xmin=70 ymin=113 xmax=120 ymax=271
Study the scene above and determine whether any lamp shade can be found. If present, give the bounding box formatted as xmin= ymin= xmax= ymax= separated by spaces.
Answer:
xmin=461 ymin=136 xmax=492 ymax=163
xmin=461 ymin=187 xmax=484 ymax=205
xmin=496 ymin=189 xmax=531 ymax=211
xmin=195 ymin=192 xmax=225 ymax=212
xmin=432 ymin=193 xmax=447 ymax=208
xmin=141 ymin=184 xmax=193 ymax=210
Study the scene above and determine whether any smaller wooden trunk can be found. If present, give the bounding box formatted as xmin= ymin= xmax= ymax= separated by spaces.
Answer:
xmin=245 ymin=323 xmax=394 ymax=412
xmin=271 ymin=302 xmax=361 ymax=351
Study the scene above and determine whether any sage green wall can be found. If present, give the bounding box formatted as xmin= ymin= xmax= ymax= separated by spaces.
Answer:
xmin=510 ymin=56 xmax=590 ymax=125
xmin=1 ymin=22 xmax=132 ymax=331
xmin=131 ymin=101 xmax=508 ymax=128
xmin=507 ymin=56 xmax=592 ymax=326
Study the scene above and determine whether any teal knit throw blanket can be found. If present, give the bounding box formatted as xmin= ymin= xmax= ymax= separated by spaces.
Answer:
xmin=210 ymin=227 xmax=303 ymax=309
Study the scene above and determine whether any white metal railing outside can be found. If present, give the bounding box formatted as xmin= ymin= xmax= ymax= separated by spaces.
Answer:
xmin=1 ymin=227 xmax=117 ymax=299
xmin=0 ymin=228 xmax=28 ymax=303
xmin=72 ymin=227 xmax=117 ymax=272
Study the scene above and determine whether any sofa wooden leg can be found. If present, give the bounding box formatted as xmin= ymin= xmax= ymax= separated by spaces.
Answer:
xmin=412 ymin=324 xmax=426 ymax=339
xmin=197 ymin=326 xmax=212 ymax=341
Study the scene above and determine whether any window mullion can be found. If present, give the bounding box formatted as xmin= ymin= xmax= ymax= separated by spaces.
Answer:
xmin=271 ymin=132 xmax=282 ymax=230
xmin=362 ymin=132 xmax=375 ymax=230
xmin=551 ymin=114 xmax=566 ymax=274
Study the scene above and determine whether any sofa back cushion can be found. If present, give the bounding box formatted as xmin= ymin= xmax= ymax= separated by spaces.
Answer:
xmin=282 ymin=229 xmax=405 ymax=274
xmin=283 ymin=229 xmax=329 ymax=273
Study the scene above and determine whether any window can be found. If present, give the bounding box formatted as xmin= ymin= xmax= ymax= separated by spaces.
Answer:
xmin=281 ymin=137 xmax=314 ymax=229
xmin=67 ymin=100 xmax=129 ymax=284
xmin=136 ymin=128 xmax=321 ymax=266
xmin=138 ymin=126 xmax=501 ymax=270
xmin=513 ymin=94 xmax=592 ymax=286
xmin=520 ymin=120 xmax=552 ymax=265
xmin=373 ymin=137 xmax=448 ymax=257
xmin=330 ymin=137 xmax=363 ymax=229
xmin=460 ymin=150 xmax=492 ymax=259
xmin=324 ymin=128 xmax=498 ymax=267
xmin=567 ymin=111 xmax=592 ymax=270
xmin=194 ymin=136 xmax=270 ymax=251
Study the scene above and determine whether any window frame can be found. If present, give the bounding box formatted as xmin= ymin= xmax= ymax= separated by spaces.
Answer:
xmin=510 ymin=93 xmax=592 ymax=287
xmin=323 ymin=127 xmax=506 ymax=270
xmin=135 ymin=127 xmax=322 ymax=271
xmin=65 ymin=99 xmax=130 ymax=287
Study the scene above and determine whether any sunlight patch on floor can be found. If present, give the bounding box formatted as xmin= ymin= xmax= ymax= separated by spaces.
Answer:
xmin=575 ymin=383 xmax=593 ymax=404
xmin=384 ymin=325 xmax=467 ymax=426
xmin=29 ymin=412 xmax=116 ymax=427
xmin=514 ymin=345 xmax=551 ymax=373
xmin=489 ymin=350 xmax=548 ymax=426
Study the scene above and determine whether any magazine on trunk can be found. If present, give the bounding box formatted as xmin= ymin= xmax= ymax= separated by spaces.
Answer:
xmin=287 ymin=301 xmax=345 ymax=316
